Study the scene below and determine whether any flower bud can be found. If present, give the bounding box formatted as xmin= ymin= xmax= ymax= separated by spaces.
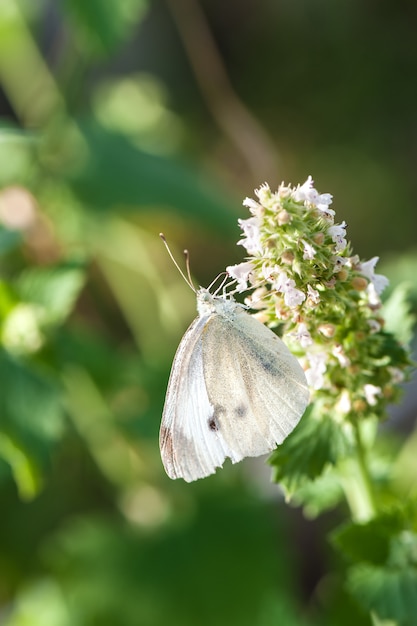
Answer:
xmin=313 ymin=232 xmax=325 ymax=245
xmin=277 ymin=209 xmax=291 ymax=225
xmin=351 ymin=276 xmax=368 ymax=291
xmin=281 ymin=250 xmax=295 ymax=264
xmin=352 ymin=399 xmax=367 ymax=413
xmin=337 ymin=269 xmax=349 ymax=281
xmin=318 ymin=323 xmax=335 ymax=338
xmin=324 ymin=277 xmax=336 ymax=289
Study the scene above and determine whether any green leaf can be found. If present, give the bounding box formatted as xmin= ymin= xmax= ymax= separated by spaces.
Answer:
xmin=16 ymin=262 xmax=86 ymax=326
xmin=332 ymin=513 xmax=405 ymax=566
xmin=0 ymin=349 xmax=64 ymax=494
xmin=292 ymin=469 xmax=344 ymax=518
xmin=66 ymin=123 xmax=238 ymax=236
xmin=63 ymin=0 xmax=149 ymax=57
xmin=382 ymin=283 xmax=415 ymax=346
xmin=269 ymin=407 xmax=351 ymax=495
xmin=381 ymin=252 xmax=417 ymax=306
xmin=335 ymin=520 xmax=417 ymax=623
xmin=367 ymin=331 xmax=410 ymax=367
xmin=0 ymin=349 xmax=64 ymax=445
xmin=347 ymin=563 xmax=417 ymax=625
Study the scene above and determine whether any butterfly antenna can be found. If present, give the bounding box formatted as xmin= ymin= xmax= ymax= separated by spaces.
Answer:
xmin=159 ymin=233 xmax=196 ymax=292
xmin=208 ymin=272 xmax=228 ymax=295
xmin=222 ymin=278 xmax=239 ymax=296
xmin=183 ymin=249 xmax=196 ymax=290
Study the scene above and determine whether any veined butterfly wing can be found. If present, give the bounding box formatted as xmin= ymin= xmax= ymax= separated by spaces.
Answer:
xmin=160 ymin=290 xmax=309 ymax=482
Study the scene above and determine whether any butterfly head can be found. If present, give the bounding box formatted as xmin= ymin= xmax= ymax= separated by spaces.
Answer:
xmin=196 ymin=288 xmax=239 ymax=317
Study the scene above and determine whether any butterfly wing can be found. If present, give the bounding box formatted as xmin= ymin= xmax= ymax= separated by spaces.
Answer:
xmin=160 ymin=302 xmax=309 ymax=482
xmin=160 ymin=314 xmax=234 ymax=482
xmin=201 ymin=305 xmax=309 ymax=462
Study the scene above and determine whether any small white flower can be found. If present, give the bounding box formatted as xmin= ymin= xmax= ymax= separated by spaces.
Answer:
xmin=277 ymin=183 xmax=292 ymax=199
xmin=305 ymin=352 xmax=328 ymax=390
xmin=284 ymin=286 xmax=306 ymax=308
xmin=273 ymin=270 xmax=290 ymax=292
xmin=307 ymin=284 xmax=320 ymax=304
xmin=274 ymin=299 xmax=291 ymax=320
xmin=254 ymin=182 xmax=271 ymax=204
xmin=262 ymin=263 xmax=279 ymax=282
xmin=302 ymin=240 xmax=316 ymax=260
xmin=328 ymin=221 xmax=347 ymax=252
xmin=243 ymin=196 xmax=262 ymax=216
xmin=293 ymin=322 xmax=313 ymax=348
xmin=226 ymin=261 xmax=255 ymax=292
xmin=244 ymin=286 xmax=267 ymax=310
xmin=345 ymin=254 xmax=360 ymax=269
xmin=333 ymin=256 xmax=347 ymax=273
xmin=359 ymin=257 xmax=389 ymax=295
xmin=316 ymin=194 xmax=335 ymax=218
xmin=238 ymin=217 xmax=262 ymax=254
xmin=388 ymin=367 xmax=405 ymax=384
xmin=274 ymin=271 xmax=305 ymax=308
xmin=364 ymin=383 xmax=382 ymax=406
xmin=293 ymin=176 xmax=317 ymax=204
xmin=317 ymin=193 xmax=333 ymax=208
xmin=336 ymin=389 xmax=352 ymax=415
xmin=332 ymin=344 xmax=350 ymax=368
xmin=372 ymin=273 xmax=389 ymax=296
xmin=367 ymin=319 xmax=381 ymax=333
xmin=366 ymin=283 xmax=381 ymax=307
xmin=293 ymin=176 xmax=335 ymax=218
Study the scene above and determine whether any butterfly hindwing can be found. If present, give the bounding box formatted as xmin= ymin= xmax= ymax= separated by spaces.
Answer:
xmin=200 ymin=305 xmax=309 ymax=460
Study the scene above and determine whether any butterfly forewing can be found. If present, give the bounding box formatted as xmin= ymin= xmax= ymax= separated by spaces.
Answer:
xmin=160 ymin=314 xmax=232 ymax=482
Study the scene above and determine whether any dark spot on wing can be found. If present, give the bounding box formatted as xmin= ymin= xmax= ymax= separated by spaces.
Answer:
xmin=236 ymin=331 xmax=285 ymax=377
xmin=258 ymin=353 xmax=276 ymax=373
xmin=234 ymin=404 xmax=247 ymax=418
xmin=249 ymin=346 xmax=284 ymax=377
xmin=208 ymin=417 xmax=219 ymax=431
xmin=208 ymin=404 xmax=225 ymax=431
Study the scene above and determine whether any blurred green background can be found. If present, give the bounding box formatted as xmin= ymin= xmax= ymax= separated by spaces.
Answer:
xmin=0 ymin=0 xmax=416 ymax=624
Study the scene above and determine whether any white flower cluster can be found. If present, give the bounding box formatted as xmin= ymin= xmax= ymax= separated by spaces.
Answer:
xmin=228 ymin=178 xmax=387 ymax=308
xmin=226 ymin=177 xmax=403 ymax=417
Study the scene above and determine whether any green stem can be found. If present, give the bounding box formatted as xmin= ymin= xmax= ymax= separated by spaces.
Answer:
xmin=339 ymin=420 xmax=377 ymax=522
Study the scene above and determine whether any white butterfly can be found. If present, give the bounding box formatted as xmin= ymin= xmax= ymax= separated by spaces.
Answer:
xmin=159 ymin=237 xmax=310 ymax=482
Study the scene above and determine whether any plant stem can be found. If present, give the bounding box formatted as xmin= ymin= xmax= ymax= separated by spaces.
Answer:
xmin=339 ymin=420 xmax=377 ymax=522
